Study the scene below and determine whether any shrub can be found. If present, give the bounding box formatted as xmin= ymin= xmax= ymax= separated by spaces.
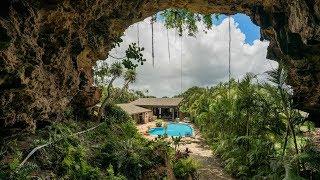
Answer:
xmin=105 ymin=164 xmax=126 ymax=180
xmin=62 ymin=146 xmax=101 ymax=179
xmin=215 ymin=136 xmax=276 ymax=177
xmin=290 ymin=142 xmax=320 ymax=179
xmin=96 ymin=136 xmax=171 ymax=179
xmin=104 ymin=103 xmax=131 ymax=124
xmin=63 ymin=108 xmax=74 ymax=119
xmin=173 ymin=157 xmax=200 ymax=179
xmin=156 ymin=120 xmax=163 ymax=127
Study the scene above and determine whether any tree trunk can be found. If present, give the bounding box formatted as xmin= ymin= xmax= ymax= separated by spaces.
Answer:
xmin=282 ymin=123 xmax=290 ymax=156
xmin=115 ymin=81 xmax=130 ymax=100
xmin=97 ymin=76 xmax=116 ymax=121
xmin=288 ymin=119 xmax=299 ymax=154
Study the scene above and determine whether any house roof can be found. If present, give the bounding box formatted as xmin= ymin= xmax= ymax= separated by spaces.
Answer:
xmin=117 ymin=103 xmax=151 ymax=115
xmin=130 ymin=98 xmax=183 ymax=107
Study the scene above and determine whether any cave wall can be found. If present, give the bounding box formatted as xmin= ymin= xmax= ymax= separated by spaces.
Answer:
xmin=0 ymin=0 xmax=319 ymax=133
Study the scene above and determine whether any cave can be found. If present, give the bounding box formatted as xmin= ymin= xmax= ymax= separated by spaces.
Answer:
xmin=0 ymin=0 xmax=319 ymax=132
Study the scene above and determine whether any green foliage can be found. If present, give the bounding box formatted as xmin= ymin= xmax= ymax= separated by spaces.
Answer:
xmin=1 ymin=116 xmax=173 ymax=179
xmin=216 ymin=136 xmax=277 ymax=177
xmin=97 ymin=136 xmax=171 ymax=179
xmin=122 ymin=43 xmax=146 ymax=70
xmin=173 ymin=157 xmax=200 ymax=179
xmin=155 ymin=119 xmax=163 ymax=127
xmin=179 ymin=73 xmax=314 ymax=178
xmin=14 ymin=163 xmax=39 ymax=180
xmin=103 ymin=103 xmax=131 ymax=124
xmin=160 ymin=9 xmax=217 ymax=36
xmin=2 ymin=149 xmax=39 ymax=180
xmin=102 ymin=87 xmax=149 ymax=104
xmin=62 ymin=146 xmax=101 ymax=179
xmin=290 ymin=141 xmax=320 ymax=179
xmin=63 ymin=107 xmax=74 ymax=119
xmin=106 ymin=164 xmax=126 ymax=180
xmin=172 ymin=136 xmax=182 ymax=151
xmin=93 ymin=61 xmax=109 ymax=86
xmin=95 ymin=42 xmax=145 ymax=85
xmin=9 ymin=150 xmax=22 ymax=171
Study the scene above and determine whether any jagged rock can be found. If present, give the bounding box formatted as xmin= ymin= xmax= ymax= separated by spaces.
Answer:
xmin=0 ymin=0 xmax=319 ymax=133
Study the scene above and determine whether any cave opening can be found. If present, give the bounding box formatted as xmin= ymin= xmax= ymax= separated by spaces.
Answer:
xmin=95 ymin=12 xmax=278 ymax=98
xmin=0 ymin=1 xmax=319 ymax=179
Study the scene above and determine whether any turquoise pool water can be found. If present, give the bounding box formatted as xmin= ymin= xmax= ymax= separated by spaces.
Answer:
xmin=148 ymin=123 xmax=193 ymax=137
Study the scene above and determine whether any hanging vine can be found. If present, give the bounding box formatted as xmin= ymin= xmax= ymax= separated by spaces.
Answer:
xmin=137 ymin=23 xmax=140 ymax=47
xmin=151 ymin=15 xmax=156 ymax=67
xmin=228 ymin=15 xmax=231 ymax=96
xmin=180 ymin=35 xmax=183 ymax=93
xmin=167 ymin=28 xmax=171 ymax=62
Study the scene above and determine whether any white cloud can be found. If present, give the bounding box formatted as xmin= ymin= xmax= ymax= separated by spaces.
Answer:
xmin=104 ymin=16 xmax=278 ymax=97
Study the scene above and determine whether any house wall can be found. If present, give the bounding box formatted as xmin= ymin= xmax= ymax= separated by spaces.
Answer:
xmin=131 ymin=111 xmax=154 ymax=124
xmin=148 ymin=106 xmax=182 ymax=121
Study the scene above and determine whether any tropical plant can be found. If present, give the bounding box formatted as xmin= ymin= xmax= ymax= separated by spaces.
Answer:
xmin=178 ymin=72 xmax=314 ymax=178
xmin=97 ymin=62 xmax=123 ymax=121
xmin=172 ymin=136 xmax=182 ymax=151
xmin=161 ymin=9 xmax=217 ymax=36
xmin=173 ymin=157 xmax=200 ymax=179
xmin=122 ymin=43 xmax=146 ymax=70
xmin=115 ymin=69 xmax=137 ymax=100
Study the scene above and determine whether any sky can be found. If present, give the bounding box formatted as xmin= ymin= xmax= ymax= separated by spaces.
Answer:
xmin=100 ymin=13 xmax=278 ymax=97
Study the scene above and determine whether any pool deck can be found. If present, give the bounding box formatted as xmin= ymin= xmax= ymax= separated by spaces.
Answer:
xmin=136 ymin=121 xmax=233 ymax=180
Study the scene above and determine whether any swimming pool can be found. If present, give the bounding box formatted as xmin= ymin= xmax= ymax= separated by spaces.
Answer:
xmin=148 ymin=123 xmax=193 ymax=137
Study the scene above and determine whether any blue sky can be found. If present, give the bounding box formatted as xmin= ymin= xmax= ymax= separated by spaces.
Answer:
xmin=106 ymin=15 xmax=277 ymax=97
xmin=157 ymin=12 xmax=261 ymax=45
xmin=213 ymin=13 xmax=260 ymax=45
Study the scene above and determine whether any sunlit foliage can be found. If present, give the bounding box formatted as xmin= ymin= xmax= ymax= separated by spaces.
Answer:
xmin=160 ymin=8 xmax=218 ymax=36
xmin=179 ymin=72 xmax=320 ymax=178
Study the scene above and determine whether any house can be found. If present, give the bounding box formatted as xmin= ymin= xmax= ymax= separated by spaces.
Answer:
xmin=117 ymin=103 xmax=153 ymax=124
xmin=117 ymin=98 xmax=183 ymax=123
xmin=131 ymin=98 xmax=183 ymax=120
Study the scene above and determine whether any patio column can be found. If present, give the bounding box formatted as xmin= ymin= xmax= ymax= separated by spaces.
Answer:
xmin=172 ymin=108 xmax=175 ymax=120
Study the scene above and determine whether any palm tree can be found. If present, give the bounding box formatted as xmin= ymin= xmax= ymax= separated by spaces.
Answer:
xmin=98 ymin=62 xmax=123 ymax=121
xmin=115 ymin=69 xmax=137 ymax=100
xmin=123 ymin=69 xmax=137 ymax=90
xmin=93 ymin=61 xmax=109 ymax=86
xmin=265 ymin=64 xmax=300 ymax=155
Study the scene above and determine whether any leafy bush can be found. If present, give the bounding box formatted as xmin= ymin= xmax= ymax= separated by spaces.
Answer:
xmin=179 ymin=72 xmax=314 ymax=178
xmin=63 ymin=107 xmax=74 ymax=119
xmin=215 ymin=136 xmax=276 ymax=177
xmin=62 ymin=146 xmax=101 ymax=179
xmin=173 ymin=157 xmax=200 ymax=179
xmin=105 ymin=164 xmax=126 ymax=180
xmin=104 ymin=103 xmax=131 ymax=124
xmin=156 ymin=119 xmax=163 ymax=127
xmin=289 ymin=142 xmax=320 ymax=179
xmin=1 ymin=112 xmax=173 ymax=179
xmin=96 ymin=135 xmax=171 ymax=179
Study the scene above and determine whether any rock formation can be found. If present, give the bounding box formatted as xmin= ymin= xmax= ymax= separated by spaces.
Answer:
xmin=0 ymin=0 xmax=319 ymax=133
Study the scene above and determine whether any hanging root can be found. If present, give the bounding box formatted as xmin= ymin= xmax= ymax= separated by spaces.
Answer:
xmin=167 ymin=28 xmax=171 ymax=62
xmin=151 ymin=15 xmax=155 ymax=67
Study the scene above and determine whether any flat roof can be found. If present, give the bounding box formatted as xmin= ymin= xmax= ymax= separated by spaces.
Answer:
xmin=117 ymin=103 xmax=151 ymax=115
xmin=130 ymin=98 xmax=183 ymax=107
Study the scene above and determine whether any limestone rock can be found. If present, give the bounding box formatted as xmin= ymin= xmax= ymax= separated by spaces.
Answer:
xmin=0 ymin=0 xmax=319 ymax=133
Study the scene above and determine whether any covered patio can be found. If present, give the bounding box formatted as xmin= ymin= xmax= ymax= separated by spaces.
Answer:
xmin=131 ymin=98 xmax=183 ymax=121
